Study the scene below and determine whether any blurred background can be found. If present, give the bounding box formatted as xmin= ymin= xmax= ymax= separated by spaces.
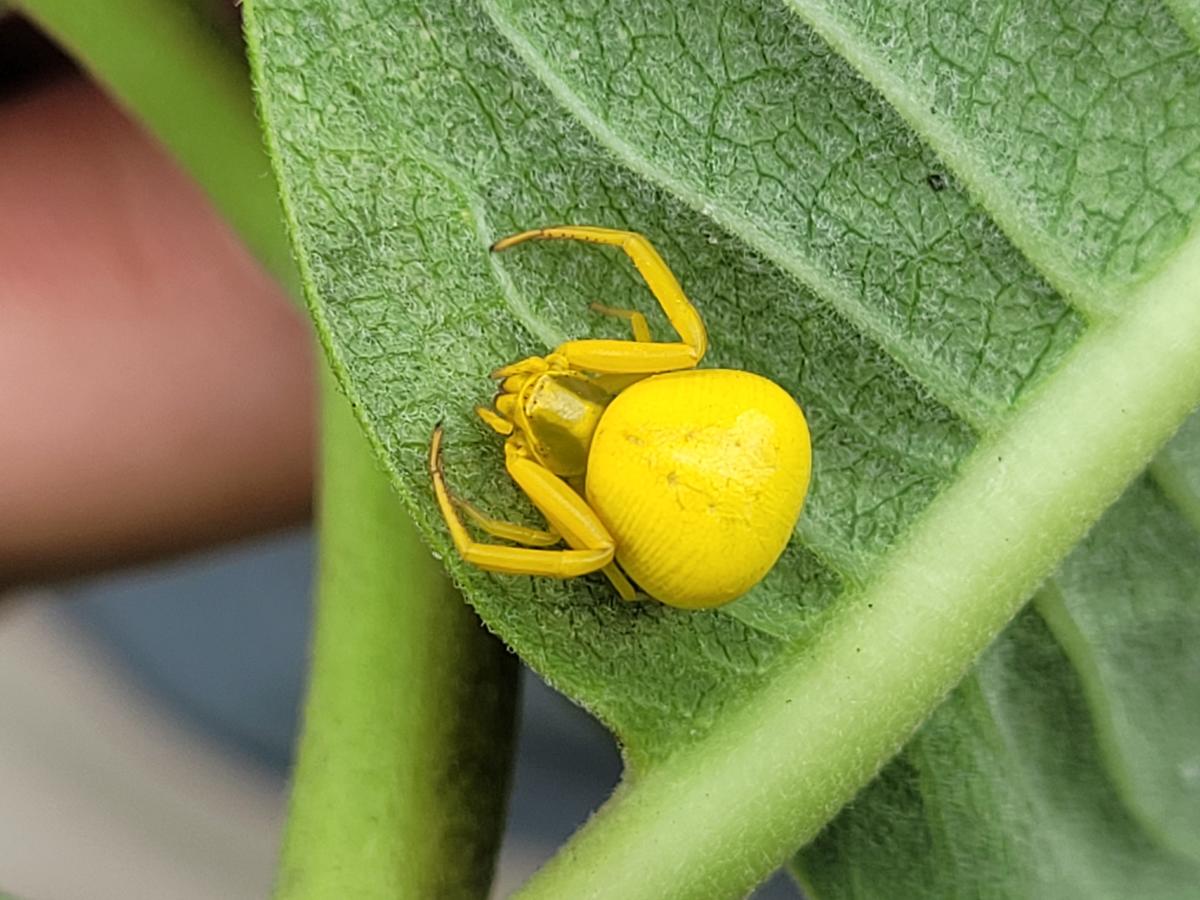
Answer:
xmin=2 ymin=530 xmax=628 ymax=899
xmin=0 ymin=7 xmax=798 ymax=898
xmin=1 ymin=530 xmax=799 ymax=899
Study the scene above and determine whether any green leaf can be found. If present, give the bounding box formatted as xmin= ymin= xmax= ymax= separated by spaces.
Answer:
xmin=244 ymin=0 xmax=1200 ymax=895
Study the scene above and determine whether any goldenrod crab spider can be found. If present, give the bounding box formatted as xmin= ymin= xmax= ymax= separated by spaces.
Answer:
xmin=430 ymin=226 xmax=811 ymax=610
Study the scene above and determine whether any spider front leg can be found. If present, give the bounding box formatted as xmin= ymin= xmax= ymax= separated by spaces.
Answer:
xmin=429 ymin=426 xmax=616 ymax=580
xmin=492 ymin=225 xmax=708 ymax=375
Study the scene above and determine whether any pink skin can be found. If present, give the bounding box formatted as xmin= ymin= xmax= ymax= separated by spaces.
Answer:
xmin=0 ymin=77 xmax=315 ymax=588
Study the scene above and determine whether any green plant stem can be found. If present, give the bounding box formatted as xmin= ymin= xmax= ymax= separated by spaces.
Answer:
xmin=15 ymin=0 xmax=297 ymax=294
xmin=277 ymin=372 xmax=517 ymax=900
xmin=516 ymin=234 xmax=1200 ymax=899
xmin=16 ymin=2 xmax=519 ymax=895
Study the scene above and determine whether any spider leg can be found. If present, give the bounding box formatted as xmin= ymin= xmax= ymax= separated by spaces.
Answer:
xmin=601 ymin=562 xmax=639 ymax=602
xmin=455 ymin=495 xmax=559 ymax=547
xmin=492 ymin=226 xmax=707 ymax=375
xmin=502 ymin=445 xmax=641 ymax=600
xmin=475 ymin=405 xmax=514 ymax=436
xmin=590 ymin=301 xmax=652 ymax=342
xmin=430 ymin=426 xmax=612 ymax=578
xmin=502 ymin=443 xmax=613 ymax=552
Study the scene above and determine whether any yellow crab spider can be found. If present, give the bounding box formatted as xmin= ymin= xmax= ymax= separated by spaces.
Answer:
xmin=429 ymin=225 xmax=811 ymax=609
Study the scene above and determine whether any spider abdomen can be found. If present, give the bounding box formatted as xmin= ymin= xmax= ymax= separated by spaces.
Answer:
xmin=585 ymin=369 xmax=811 ymax=609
